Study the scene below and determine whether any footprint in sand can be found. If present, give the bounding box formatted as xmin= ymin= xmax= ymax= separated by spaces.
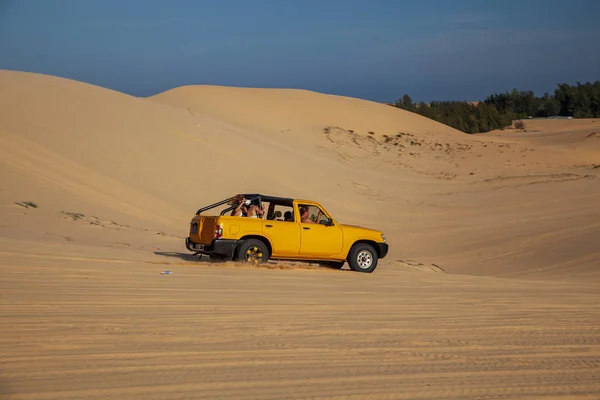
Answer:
xmin=393 ymin=259 xmax=446 ymax=273
xmin=348 ymin=180 xmax=389 ymax=201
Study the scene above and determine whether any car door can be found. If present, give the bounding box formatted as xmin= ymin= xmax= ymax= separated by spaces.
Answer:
xmin=262 ymin=219 xmax=301 ymax=257
xmin=298 ymin=205 xmax=343 ymax=257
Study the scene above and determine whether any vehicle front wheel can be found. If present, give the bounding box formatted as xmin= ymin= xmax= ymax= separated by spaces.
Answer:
xmin=236 ymin=239 xmax=269 ymax=265
xmin=347 ymin=243 xmax=378 ymax=273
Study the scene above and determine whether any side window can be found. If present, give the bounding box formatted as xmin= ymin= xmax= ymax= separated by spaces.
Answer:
xmin=298 ymin=204 xmax=329 ymax=224
xmin=268 ymin=204 xmax=294 ymax=222
xmin=282 ymin=208 xmax=294 ymax=222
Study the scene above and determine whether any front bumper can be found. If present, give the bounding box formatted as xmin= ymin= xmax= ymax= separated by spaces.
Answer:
xmin=377 ymin=242 xmax=389 ymax=259
xmin=185 ymin=237 xmax=238 ymax=260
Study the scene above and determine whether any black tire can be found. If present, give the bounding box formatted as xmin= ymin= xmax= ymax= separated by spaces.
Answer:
xmin=319 ymin=261 xmax=345 ymax=270
xmin=347 ymin=243 xmax=378 ymax=273
xmin=236 ymin=239 xmax=269 ymax=264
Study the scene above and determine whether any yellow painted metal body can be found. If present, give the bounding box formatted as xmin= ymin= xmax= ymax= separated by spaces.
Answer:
xmin=188 ymin=199 xmax=386 ymax=262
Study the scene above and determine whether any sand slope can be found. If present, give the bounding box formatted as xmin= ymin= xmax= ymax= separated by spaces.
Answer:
xmin=149 ymin=83 xmax=600 ymax=280
xmin=1 ymin=70 xmax=600 ymax=399
xmin=148 ymin=85 xmax=469 ymax=141
xmin=2 ymin=69 xmax=599 ymax=276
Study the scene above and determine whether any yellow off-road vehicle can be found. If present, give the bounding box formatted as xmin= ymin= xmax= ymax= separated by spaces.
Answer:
xmin=185 ymin=194 xmax=388 ymax=273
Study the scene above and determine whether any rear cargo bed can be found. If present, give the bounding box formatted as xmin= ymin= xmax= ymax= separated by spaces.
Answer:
xmin=189 ymin=215 xmax=218 ymax=244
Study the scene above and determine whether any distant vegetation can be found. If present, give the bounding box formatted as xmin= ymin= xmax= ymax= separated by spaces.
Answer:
xmin=391 ymin=81 xmax=600 ymax=134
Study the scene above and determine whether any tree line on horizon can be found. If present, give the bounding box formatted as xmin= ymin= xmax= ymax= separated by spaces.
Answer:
xmin=390 ymin=81 xmax=600 ymax=134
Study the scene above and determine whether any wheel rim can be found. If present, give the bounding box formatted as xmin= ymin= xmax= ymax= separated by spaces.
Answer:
xmin=245 ymin=246 xmax=263 ymax=264
xmin=356 ymin=250 xmax=373 ymax=269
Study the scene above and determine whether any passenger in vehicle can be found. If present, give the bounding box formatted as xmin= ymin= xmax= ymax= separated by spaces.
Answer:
xmin=246 ymin=200 xmax=266 ymax=219
xmin=230 ymin=195 xmax=248 ymax=217
xmin=299 ymin=205 xmax=317 ymax=224
xmin=283 ymin=211 xmax=293 ymax=222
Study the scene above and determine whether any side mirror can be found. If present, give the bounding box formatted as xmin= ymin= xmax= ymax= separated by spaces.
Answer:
xmin=320 ymin=218 xmax=334 ymax=226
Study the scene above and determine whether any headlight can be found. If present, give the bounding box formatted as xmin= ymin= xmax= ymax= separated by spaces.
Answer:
xmin=381 ymin=233 xmax=386 ymax=242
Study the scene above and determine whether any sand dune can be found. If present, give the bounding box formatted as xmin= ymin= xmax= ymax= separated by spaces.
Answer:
xmin=1 ymin=70 xmax=600 ymax=399
xmin=148 ymin=85 xmax=469 ymax=143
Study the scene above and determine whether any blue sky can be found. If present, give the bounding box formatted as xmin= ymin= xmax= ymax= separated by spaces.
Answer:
xmin=1 ymin=0 xmax=599 ymax=102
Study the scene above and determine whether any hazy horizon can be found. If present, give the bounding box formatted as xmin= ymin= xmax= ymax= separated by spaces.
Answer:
xmin=1 ymin=0 xmax=599 ymax=103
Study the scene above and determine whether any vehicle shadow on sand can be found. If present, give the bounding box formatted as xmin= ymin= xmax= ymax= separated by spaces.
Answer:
xmin=153 ymin=251 xmax=204 ymax=262
xmin=152 ymin=251 xmax=348 ymax=272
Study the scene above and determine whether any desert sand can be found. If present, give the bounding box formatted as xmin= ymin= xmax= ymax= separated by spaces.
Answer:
xmin=1 ymin=70 xmax=599 ymax=399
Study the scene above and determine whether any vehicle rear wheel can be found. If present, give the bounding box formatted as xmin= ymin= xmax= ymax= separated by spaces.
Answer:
xmin=236 ymin=239 xmax=269 ymax=265
xmin=347 ymin=243 xmax=378 ymax=273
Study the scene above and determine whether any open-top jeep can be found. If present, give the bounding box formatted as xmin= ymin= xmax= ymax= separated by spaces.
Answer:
xmin=185 ymin=193 xmax=388 ymax=273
